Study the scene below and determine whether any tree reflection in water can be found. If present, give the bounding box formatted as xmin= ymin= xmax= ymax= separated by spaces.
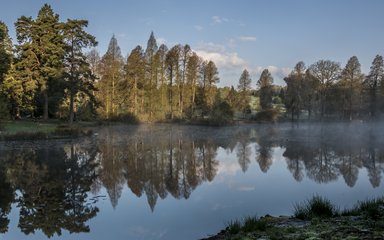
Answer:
xmin=96 ymin=125 xmax=219 ymax=211
xmin=0 ymin=140 xmax=99 ymax=238
xmin=0 ymin=123 xmax=383 ymax=237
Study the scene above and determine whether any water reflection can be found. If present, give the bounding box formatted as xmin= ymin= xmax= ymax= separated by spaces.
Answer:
xmin=96 ymin=126 xmax=219 ymax=211
xmin=280 ymin=124 xmax=384 ymax=187
xmin=0 ymin=141 xmax=99 ymax=237
xmin=0 ymin=123 xmax=383 ymax=238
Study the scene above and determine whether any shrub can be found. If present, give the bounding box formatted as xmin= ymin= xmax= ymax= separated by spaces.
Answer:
xmin=208 ymin=101 xmax=234 ymax=126
xmin=0 ymin=96 xmax=10 ymax=120
xmin=109 ymin=113 xmax=139 ymax=124
xmin=252 ymin=109 xmax=280 ymax=122
xmin=294 ymin=195 xmax=338 ymax=220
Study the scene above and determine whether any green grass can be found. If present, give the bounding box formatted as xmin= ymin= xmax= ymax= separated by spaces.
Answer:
xmin=243 ymin=216 xmax=267 ymax=232
xmin=0 ymin=120 xmax=93 ymax=140
xmin=1 ymin=121 xmax=57 ymax=134
xmin=294 ymin=195 xmax=339 ymax=220
xmin=226 ymin=219 xmax=242 ymax=234
xmin=342 ymin=197 xmax=384 ymax=220
xmin=225 ymin=216 xmax=268 ymax=236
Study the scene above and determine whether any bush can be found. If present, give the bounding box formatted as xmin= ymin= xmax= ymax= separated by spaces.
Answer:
xmin=294 ymin=195 xmax=338 ymax=220
xmin=252 ymin=109 xmax=280 ymax=122
xmin=109 ymin=113 xmax=139 ymax=124
xmin=0 ymin=96 xmax=10 ymax=120
xmin=207 ymin=101 xmax=234 ymax=126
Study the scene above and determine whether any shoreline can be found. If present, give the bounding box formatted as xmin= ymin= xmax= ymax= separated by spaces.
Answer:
xmin=200 ymin=196 xmax=384 ymax=240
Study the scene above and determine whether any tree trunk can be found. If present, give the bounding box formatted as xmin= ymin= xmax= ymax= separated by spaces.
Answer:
xmin=69 ymin=88 xmax=75 ymax=125
xmin=43 ymin=90 xmax=49 ymax=121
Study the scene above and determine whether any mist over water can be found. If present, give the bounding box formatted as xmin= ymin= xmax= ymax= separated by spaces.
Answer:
xmin=1 ymin=122 xmax=383 ymax=240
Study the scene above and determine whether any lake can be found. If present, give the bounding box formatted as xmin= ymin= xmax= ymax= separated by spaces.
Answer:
xmin=1 ymin=122 xmax=383 ymax=240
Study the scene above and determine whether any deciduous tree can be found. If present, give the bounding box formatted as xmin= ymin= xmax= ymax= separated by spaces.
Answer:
xmin=308 ymin=60 xmax=341 ymax=118
xmin=257 ymin=69 xmax=273 ymax=110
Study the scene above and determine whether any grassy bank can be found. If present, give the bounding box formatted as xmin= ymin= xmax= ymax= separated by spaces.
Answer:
xmin=0 ymin=120 xmax=93 ymax=141
xmin=202 ymin=195 xmax=384 ymax=240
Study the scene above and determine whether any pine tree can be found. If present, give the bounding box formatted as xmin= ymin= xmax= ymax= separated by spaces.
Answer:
xmin=122 ymin=45 xmax=145 ymax=116
xmin=201 ymin=60 xmax=219 ymax=111
xmin=179 ymin=44 xmax=191 ymax=116
xmin=237 ymin=69 xmax=252 ymax=115
xmin=257 ymin=69 xmax=273 ymax=110
xmin=98 ymin=35 xmax=124 ymax=119
xmin=284 ymin=62 xmax=305 ymax=119
xmin=1 ymin=64 xmax=24 ymax=118
xmin=15 ymin=4 xmax=65 ymax=120
xmin=155 ymin=44 xmax=168 ymax=118
xmin=0 ymin=21 xmax=12 ymax=84
xmin=185 ymin=52 xmax=201 ymax=116
xmin=0 ymin=21 xmax=13 ymax=118
xmin=340 ymin=56 xmax=364 ymax=120
xmin=144 ymin=32 xmax=158 ymax=120
xmin=165 ymin=45 xmax=181 ymax=119
xmin=63 ymin=19 xmax=98 ymax=124
xmin=365 ymin=55 xmax=384 ymax=117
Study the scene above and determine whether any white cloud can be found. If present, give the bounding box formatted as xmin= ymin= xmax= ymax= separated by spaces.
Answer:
xmin=238 ymin=36 xmax=257 ymax=42
xmin=196 ymin=50 xmax=247 ymax=70
xmin=194 ymin=25 xmax=203 ymax=31
xmin=267 ymin=65 xmax=280 ymax=74
xmin=156 ymin=37 xmax=167 ymax=45
xmin=211 ymin=15 xmax=229 ymax=24
xmin=194 ymin=42 xmax=247 ymax=70
xmin=252 ymin=65 xmax=292 ymax=85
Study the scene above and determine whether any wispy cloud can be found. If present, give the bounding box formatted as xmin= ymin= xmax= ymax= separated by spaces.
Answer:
xmin=238 ymin=36 xmax=257 ymax=42
xmin=211 ymin=15 xmax=229 ymax=25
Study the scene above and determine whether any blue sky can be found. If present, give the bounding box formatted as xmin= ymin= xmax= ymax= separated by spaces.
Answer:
xmin=1 ymin=0 xmax=384 ymax=86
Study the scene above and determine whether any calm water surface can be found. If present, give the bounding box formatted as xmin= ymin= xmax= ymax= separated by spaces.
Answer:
xmin=1 ymin=123 xmax=384 ymax=240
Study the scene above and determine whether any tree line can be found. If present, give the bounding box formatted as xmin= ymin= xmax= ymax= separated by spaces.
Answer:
xmin=230 ymin=55 xmax=384 ymax=121
xmin=282 ymin=57 xmax=384 ymax=120
xmin=0 ymin=4 xmax=225 ymax=124
xmin=1 ymin=4 xmax=383 ymax=123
